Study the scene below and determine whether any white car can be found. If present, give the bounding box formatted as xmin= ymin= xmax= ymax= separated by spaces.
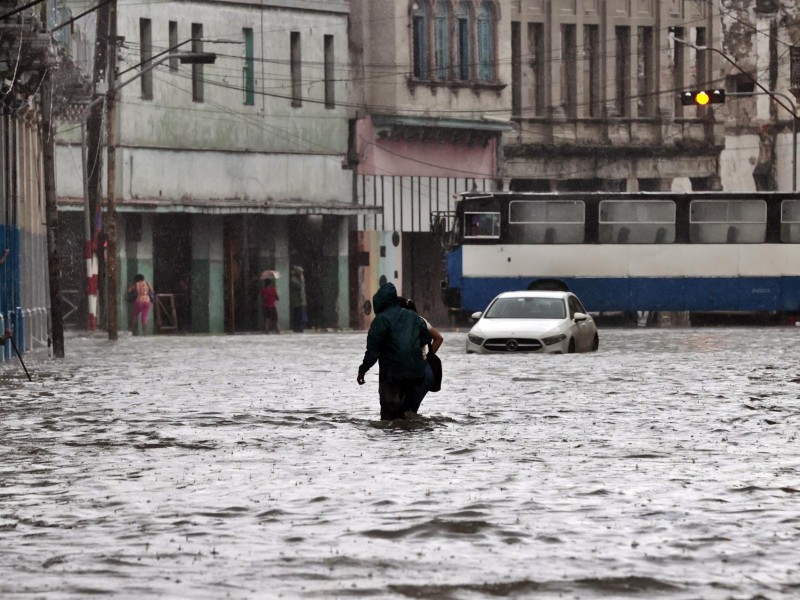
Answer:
xmin=465 ymin=290 xmax=599 ymax=354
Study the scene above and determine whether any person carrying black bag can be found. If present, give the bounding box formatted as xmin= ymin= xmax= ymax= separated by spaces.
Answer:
xmin=398 ymin=297 xmax=443 ymax=413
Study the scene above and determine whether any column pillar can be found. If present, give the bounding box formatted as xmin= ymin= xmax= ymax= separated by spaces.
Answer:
xmin=321 ymin=215 xmax=349 ymax=330
xmin=192 ymin=215 xmax=224 ymax=333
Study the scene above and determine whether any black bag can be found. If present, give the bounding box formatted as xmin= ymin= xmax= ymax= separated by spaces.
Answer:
xmin=126 ymin=288 xmax=137 ymax=303
xmin=426 ymin=348 xmax=442 ymax=393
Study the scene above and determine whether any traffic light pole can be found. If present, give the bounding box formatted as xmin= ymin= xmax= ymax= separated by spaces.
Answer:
xmin=673 ymin=36 xmax=798 ymax=192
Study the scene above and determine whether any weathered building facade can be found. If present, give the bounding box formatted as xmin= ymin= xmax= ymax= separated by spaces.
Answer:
xmin=505 ymin=0 xmax=724 ymax=193
xmin=0 ymin=2 xmax=59 ymax=358
xmin=349 ymin=0 xmax=512 ymax=326
xmin=56 ymin=0 xmax=358 ymax=333
xmin=717 ymin=0 xmax=800 ymax=192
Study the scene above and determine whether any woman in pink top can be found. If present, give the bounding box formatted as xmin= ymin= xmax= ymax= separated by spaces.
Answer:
xmin=127 ymin=273 xmax=154 ymax=336
xmin=260 ymin=279 xmax=280 ymax=333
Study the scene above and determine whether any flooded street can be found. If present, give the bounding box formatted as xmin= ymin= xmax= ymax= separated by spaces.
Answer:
xmin=1 ymin=327 xmax=799 ymax=599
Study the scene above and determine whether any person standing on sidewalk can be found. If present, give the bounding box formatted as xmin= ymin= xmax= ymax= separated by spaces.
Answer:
xmin=356 ymin=282 xmax=432 ymax=420
xmin=290 ymin=266 xmax=307 ymax=332
xmin=260 ymin=278 xmax=280 ymax=334
xmin=127 ymin=274 xmax=154 ymax=336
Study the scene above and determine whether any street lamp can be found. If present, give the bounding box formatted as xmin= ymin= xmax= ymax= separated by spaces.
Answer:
xmin=673 ymin=36 xmax=798 ymax=191
xmin=82 ymin=50 xmax=217 ymax=339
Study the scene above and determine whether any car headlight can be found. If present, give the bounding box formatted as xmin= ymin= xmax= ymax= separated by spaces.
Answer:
xmin=467 ymin=334 xmax=484 ymax=345
xmin=542 ymin=334 xmax=566 ymax=346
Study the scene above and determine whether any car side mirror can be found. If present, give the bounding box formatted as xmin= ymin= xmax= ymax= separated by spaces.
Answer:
xmin=573 ymin=312 xmax=588 ymax=322
xmin=471 ymin=311 xmax=482 ymax=321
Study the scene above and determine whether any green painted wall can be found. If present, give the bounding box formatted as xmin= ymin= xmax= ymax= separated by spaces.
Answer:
xmin=192 ymin=217 xmax=224 ymax=333
xmin=122 ymin=215 xmax=154 ymax=335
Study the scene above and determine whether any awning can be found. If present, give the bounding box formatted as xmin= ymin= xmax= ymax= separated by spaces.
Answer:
xmin=57 ymin=197 xmax=381 ymax=216
xmin=372 ymin=114 xmax=514 ymax=133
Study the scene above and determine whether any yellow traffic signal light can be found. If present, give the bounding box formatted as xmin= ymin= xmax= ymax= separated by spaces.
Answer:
xmin=680 ymin=89 xmax=726 ymax=106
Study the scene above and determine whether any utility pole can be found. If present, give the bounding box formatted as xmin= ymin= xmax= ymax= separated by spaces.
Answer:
xmin=40 ymin=68 xmax=65 ymax=358
xmin=105 ymin=0 xmax=119 ymax=340
xmin=85 ymin=0 xmax=110 ymax=331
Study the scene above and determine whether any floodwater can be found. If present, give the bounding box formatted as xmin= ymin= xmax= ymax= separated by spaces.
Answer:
xmin=0 ymin=328 xmax=799 ymax=599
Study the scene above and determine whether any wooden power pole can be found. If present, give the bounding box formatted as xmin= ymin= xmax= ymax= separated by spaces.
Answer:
xmin=105 ymin=0 xmax=119 ymax=340
xmin=40 ymin=69 xmax=65 ymax=358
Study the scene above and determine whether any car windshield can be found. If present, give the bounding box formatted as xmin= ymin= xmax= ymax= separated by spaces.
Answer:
xmin=484 ymin=297 xmax=566 ymax=319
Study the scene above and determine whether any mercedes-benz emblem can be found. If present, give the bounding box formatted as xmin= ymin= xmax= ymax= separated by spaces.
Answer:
xmin=506 ymin=339 xmax=519 ymax=351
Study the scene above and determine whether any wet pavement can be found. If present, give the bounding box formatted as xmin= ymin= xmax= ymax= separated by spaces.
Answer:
xmin=0 ymin=327 xmax=799 ymax=599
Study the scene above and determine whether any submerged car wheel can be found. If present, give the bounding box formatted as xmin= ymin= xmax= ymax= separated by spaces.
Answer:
xmin=591 ymin=333 xmax=599 ymax=351
xmin=568 ymin=338 xmax=576 ymax=354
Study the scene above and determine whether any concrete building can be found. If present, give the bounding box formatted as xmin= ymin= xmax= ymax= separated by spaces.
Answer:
xmin=717 ymin=0 xmax=800 ymax=192
xmin=0 ymin=4 xmax=58 ymax=359
xmin=505 ymin=0 xmax=724 ymax=193
xmin=348 ymin=0 xmax=513 ymax=327
xmin=55 ymin=0 xmax=361 ymax=334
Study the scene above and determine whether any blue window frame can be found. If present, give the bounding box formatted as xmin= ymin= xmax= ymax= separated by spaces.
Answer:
xmin=477 ymin=2 xmax=495 ymax=81
xmin=412 ymin=1 xmax=429 ymax=79
xmin=456 ymin=1 xmax=472 ymax=80
xmin=434 ymin=1 xmax=451 ymax=78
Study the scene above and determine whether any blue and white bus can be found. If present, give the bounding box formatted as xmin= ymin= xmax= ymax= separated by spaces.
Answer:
xmin=434 ymin=191 xmax=800 ymax=318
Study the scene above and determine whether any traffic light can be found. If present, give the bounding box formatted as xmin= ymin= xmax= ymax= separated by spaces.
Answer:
xmin=680 ymin=89 xmax=726 ymax=106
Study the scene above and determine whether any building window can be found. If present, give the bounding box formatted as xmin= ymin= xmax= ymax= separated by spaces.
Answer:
xmin=168 ymin=21 xmax=178 ymax=72
xmin=324 ymin=34 xmax=335 ymax=108
xmin=529 ymin=22 xmax=545 ymax=116
xmin=456 ymin=0 xmax=472 ymax=80
xmin=191 ymin=23 xmax=204 ymax=102
xmin=511 ymin=21 xmax=521 ymax=116
xmin=412 ymin=1 xmax=429 ymax=79
xmin=290 ymin=31 xmax=301 ymax=107
xmin=140 ymin=18 xmax=152 ymax=100
xmin=561 ymin=24 xmax=576 ymax=118
xmin=638 ymin=26 xmax=654 ymax=116
xmin=585 ymin=25 xmax=600 ymax=117
xmin=477 ymin=1 xmax=495 ymax=81
xmin=434 ymin=1 xmax=451 ymax=79
xmin=243 ymin=28 xmax=255 ymax=106
xmin=615 ymin=26 xmax=630 ymax=117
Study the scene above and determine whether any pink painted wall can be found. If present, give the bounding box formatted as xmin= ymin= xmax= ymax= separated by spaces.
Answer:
xmin=356 ymin=117 xmax=496 ymax=179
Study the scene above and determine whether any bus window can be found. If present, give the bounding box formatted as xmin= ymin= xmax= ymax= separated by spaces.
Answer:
xmin=464 ymin=212 xmax=501 ymax=239
xmin=508 ymin=200 xmax=584 ymax=243
xmin=690 ymin=200 xmax=766 ymax=243
xmin=598 ymin=200 xmax=675 ymax=243
xmin=781 ymin=199 xmax=800 ymax=243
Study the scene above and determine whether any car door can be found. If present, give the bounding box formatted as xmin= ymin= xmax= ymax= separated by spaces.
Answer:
xmin=568 ymin=295 xmax=592 ymax=350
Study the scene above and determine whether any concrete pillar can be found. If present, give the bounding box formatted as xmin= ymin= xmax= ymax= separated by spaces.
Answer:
xmin=123 ymin=214 xmax=154 ymax=334
xmin=191 ymin=215 xmax=224 ymax=333
xmin=321 ymin=215 xmax=349 ymax=330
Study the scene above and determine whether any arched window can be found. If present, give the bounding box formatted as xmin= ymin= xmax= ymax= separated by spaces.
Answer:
xmin=434 ymin=1 xmax=452 ymax=79
xmin=477 ymin=1 xmax=495 ymax=81
xmin=412 ymin=1 xmax=430 ymax=79
xmin=456 ymin=1 xmax=472 ymax=80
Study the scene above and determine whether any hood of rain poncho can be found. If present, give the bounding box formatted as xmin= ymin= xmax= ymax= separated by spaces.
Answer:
xmin=372 ymin=282 xmax=398 ymax=315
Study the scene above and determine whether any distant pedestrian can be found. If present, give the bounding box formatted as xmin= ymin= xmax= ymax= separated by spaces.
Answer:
xmin=357 ymin=282 xmax=432 ymax=420
xmin=260 ymin=279 xmax=280 ymax=334
xmin=290 ymin=266 xmax=307 ymax=332
xmin=127 ymin=274 xmax=154 ymax=336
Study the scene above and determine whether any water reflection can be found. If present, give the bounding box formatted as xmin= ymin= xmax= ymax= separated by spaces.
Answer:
xmin=0 ymin=328 xmax=798 ymax=598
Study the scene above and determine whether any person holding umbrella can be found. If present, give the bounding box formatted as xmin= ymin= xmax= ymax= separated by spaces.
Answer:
xmin=259 ymin=270 xmax=281 ymax=334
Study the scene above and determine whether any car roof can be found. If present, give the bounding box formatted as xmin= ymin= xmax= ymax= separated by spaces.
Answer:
xmin=495 ymin=290 xmax=570 ymax=299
